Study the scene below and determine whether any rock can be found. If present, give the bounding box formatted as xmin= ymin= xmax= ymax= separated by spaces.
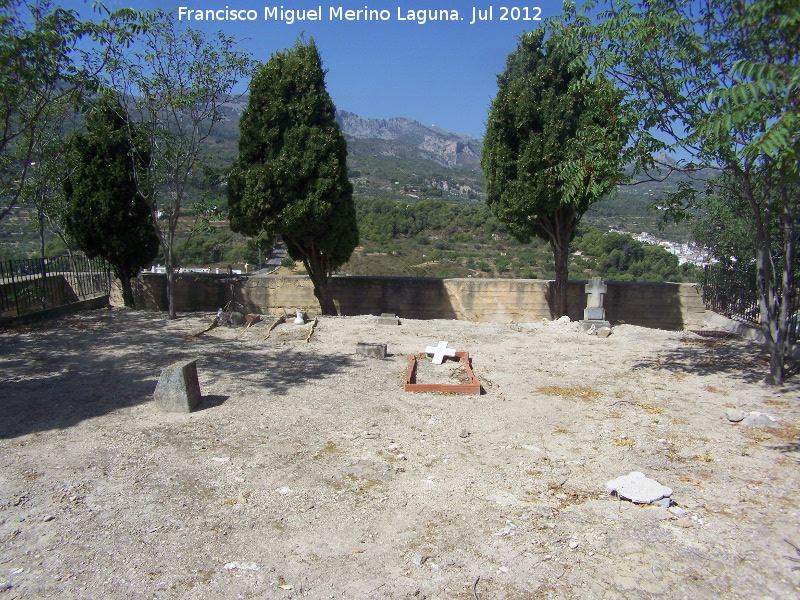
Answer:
xmin=557 ymin=315 xmax=571 ymax=324
xmin=740 ymin=411 xmax=779 ymax=428
xmin=597 ymin=327 xmax=612 ymax=338
xmin=726 ymin=409 xmax=746 ymax=422
xmin=153 ymin=360 xmax=201 ymax=413
xmin=276 ymin=487 xmax=293 ymax=495
xmin=356 ymin=342 xmax=387 ymax=359
xmin=605 ymin=471 xmax=673 ymax=504
xmin=230 ymin=311 xmax=245 ymax=326
xmin=41 ymin=515 xmax=55 ymax=522
xmin=651 ymin=497 xmax=671 ymax=508
xmin=223 ymin=562 xmax=259 ymax=571
xmin=569 ymin=541 xmax=579 ymax=549
xmin=458 ymin=428 xmax=470 ymax=438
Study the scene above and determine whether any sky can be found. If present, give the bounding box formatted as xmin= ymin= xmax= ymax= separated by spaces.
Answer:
xmin=60 ymin=0 xmax=570 ymax=138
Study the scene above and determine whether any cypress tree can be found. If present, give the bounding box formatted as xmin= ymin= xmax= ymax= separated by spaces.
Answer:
xmin=482 ymin=28 xmax=626 ymax=316
xmin=228 ymin=37 xmax=358 ymax=315
xmin=64 ymin=96 xmax=158 ymax=308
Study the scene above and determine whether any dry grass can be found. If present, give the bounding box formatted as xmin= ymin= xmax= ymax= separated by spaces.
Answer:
xmin=533 ymin=386 xmax=602 ymax=401
xmin=612 ymin=437 xmax=635 ymax=447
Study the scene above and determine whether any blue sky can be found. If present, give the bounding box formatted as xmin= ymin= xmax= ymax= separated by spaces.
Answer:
xmin=62 ymin=0 xmax=569 ymax=138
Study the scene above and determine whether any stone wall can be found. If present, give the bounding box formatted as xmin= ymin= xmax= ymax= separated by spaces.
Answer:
xmin=131 ymin=273 xmax=705 ymax=330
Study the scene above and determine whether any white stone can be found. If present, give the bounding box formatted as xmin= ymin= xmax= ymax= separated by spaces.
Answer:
xmin=605 ymin=471 xmax=673 ymax=504
xmin=425 ymin=340 xmax=456 ymax=365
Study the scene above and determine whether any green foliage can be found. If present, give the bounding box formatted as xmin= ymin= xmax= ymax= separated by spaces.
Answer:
xmin=64 ymin=96 xmax=159 ymax=306
xmin=482 ymin=25 xmax=627 ymax=314
xmin=0 ymin=0 xmax=139 ymax=222
xmin=106 ymin=9 xmax=253 ymax=317
xmin=228 ymin=37 xmax=358 ymax=314
xmin=281 ymin=257 xmax=295 ymax=268
xmin=556 ymin=0 xmax=799 ymax=382
xmin=575 ymin=227 xmax=684 ymax=282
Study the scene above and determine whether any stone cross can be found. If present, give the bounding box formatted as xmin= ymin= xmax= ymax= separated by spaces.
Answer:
xmin=584 ymin=277 xmax=607 ymax=321
xmin=425 ymin=340 xmax=456 ymax=365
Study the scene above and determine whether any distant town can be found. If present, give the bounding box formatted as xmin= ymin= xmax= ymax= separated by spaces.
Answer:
xmin=611 ymin=229 xmax=712 ymax=267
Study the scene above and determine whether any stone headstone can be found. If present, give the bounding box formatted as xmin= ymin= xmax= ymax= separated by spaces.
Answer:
xmin=605 ymin=471 xmax=673 ymax=504
xmin=154 ymin=360 xmax=201 ymax=413
xmin=584 ymin=277 xmax=607 ymax=321
xmin=376 ymin=313 xmax=400 ymax=326
xmin=356 ymin=342 xmax=387 ymax=359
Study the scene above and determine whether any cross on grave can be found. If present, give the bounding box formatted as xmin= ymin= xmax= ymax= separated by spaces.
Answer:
xmin=425 ymin=340 xmax=457 ymax=365
xmin=584 ymin=277 xmax=607 ymax=321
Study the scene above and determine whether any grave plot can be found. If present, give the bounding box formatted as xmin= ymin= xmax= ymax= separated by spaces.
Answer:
xmin=404 ymin=351 xmax=481 ymax=394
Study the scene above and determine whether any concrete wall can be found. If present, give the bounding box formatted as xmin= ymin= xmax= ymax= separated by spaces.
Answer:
xmin=131 ymin=273 xmax=705 ymax=331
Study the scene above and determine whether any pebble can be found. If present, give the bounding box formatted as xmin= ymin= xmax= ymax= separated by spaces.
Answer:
xmin=224 ymin=561 xmax=259 ymax=571
xmin=726 ymin=409 xmax=746 ymax=422
xmin=569 ymin=541 xmax=579 ymax=549
xmin=458 ymin=429 xmax=470 ymax=438
xmin=41 ymin=515 xmax=55 ymax=522
xmin=276 ymin=487 xmax=293 ymax=495
xmin=674 ymin=518 xmax=693 ymax=528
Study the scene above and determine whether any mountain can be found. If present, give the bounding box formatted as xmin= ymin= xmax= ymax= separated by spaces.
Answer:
xmin=334 ymin=110 xmax=482 ymax=170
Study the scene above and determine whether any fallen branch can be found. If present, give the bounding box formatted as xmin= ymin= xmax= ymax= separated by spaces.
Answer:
xmin=305 ymin=317 xmax=318 ymax=344
xmin=263 ymin=315 xmax=286 ymax=340
xmin=188 ymin=317 xmax=219 ymax=338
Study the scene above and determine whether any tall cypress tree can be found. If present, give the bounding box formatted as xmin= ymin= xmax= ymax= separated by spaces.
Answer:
xmin=482 ymin=28 xmax=626 ymax=316
xmin=228 ymin=37 xmax=358 ymax=315
xmin=64 ymin=95 xmax=158 ymax=308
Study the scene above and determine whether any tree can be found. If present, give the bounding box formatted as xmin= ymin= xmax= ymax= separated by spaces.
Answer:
xmin=106 ymin=10 xmax=252 ymax=318
xmin=482 ymin=27 xmax=627 ymax=316
xmin=228 ymin=38 xmax=358 ymax=315
xmin=0 ymin=0 xmax=137 ymax=222
xmin=64 ymin=96 xmax=158 ymax=307
xmin=555 ymin=0 xmax=799 ymax=383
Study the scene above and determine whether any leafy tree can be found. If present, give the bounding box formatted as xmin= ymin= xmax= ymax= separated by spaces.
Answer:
xmin=482 ymin=27 xmax=627 ymax=316
xmin=228 ymin=38 xmax=358 ymax=315
xmin=0 ymin=0 xmax=137 ymax=222
xmin=64 ymin=96 xmax=158 ymax=308
xmin=555 ymin=0 xmax=798 ymax=383
xmin=106 ymin=10 xmax=252 ymax=318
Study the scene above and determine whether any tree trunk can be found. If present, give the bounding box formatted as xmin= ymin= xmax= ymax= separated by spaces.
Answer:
xmin=166 ymin=267 xmax=176 ymax=319
xmin=550 ymin=240 xmax=570 ymax=318
xmin=301 ymin=242 xmax=338 ymax=316
xmin=120 ymin=273 xmax=135 ymax=308
xmin=310 ymin=273 xmax=337 ymax=316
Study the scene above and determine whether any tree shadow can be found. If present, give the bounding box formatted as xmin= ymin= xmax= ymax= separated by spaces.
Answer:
xmin=195 ymin=394 xmax=229 ymax=411
xmin=0 ymin=309 xmax=355 ymax=439
xmin=629 ymin=337 xmax=800 ymax=391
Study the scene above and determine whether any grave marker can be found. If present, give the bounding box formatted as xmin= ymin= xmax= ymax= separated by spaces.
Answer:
xmin=425 ymin=340 xmax=456 ymax=365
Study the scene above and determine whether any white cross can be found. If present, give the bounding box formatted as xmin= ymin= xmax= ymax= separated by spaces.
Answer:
xmin=425 ymin=340 xmax=456 ymax=365
xmin=585 ymin=277 xmax=607 ymax=308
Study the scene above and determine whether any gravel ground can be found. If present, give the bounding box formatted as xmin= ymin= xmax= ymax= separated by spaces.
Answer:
xmin=0 ymin=307 xmax=799 ymax=599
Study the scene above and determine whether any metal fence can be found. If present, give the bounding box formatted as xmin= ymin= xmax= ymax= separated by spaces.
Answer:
xmin=703 ymin=262 xmax=800 ymax=344
xmin=0 ymin=255 xmax=111 ymax=320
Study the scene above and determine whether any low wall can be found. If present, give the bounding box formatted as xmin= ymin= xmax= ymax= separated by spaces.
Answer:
xmin=131 ymin=273 xmax=705 ymax=331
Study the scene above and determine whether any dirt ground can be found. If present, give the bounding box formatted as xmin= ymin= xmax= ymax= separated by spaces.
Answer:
xmin=1 ymin=307 xmax=799 ymax=600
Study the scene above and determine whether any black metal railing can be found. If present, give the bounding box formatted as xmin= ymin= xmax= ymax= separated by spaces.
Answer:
xmin=0 ymin=254 xmax=111 ymax=320
xmin=703 ymin=261 xmax=800 ymax=344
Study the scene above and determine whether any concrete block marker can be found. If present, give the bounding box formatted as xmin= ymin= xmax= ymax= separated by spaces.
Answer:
xmin=376 ymin=313 xmax=400 ymax=325
xmin=154 ymin=360 xmax=201 ymax=413
xmin=356 ymin=342 xmax=387 ymax=359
